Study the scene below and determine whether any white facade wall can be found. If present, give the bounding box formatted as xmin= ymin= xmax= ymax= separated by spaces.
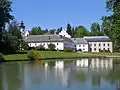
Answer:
xmin=28 ymin=42 xmax=64 ymax=50
xmin=76 ymin=44 xmax=88 ymax=52
xmin=88 ymin=42 xmax=113 ymax=52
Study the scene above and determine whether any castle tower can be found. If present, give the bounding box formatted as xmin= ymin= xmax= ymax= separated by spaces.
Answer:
xmin=20 ymin=21 xmax=25 ymax=37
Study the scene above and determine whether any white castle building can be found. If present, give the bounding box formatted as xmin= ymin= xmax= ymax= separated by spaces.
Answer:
xmin=20 ymin=21 xmax=113 ymax=52
xmin=59 ymin=29 xmax=113 ymax=52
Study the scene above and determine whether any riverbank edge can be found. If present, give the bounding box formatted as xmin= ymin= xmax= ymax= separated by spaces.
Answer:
xmin=1 ymin=55 xmax=120 ymax=63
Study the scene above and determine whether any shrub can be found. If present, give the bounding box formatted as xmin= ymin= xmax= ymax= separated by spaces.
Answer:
xmin=48 ymin=43 xmax=56 ymax=51
xmin=64 ymin=48 xmax=73 ymax=52
xmin=36 ymin=45 xmax=45 ymax=50
xmin=0 ymin=53 xmax=5 ymax=61
xmin=27 ymin=49 xmax=42 ymax=60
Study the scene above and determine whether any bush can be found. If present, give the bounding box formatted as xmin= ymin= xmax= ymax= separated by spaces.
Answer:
xmin=48 ymin=43 xmax=56 ymax=51
xmin=27 ymin=49 xmax=42 ymax=60
xmin=0 ymin=53 xmax=5 ymax=61
xmin=64 ymin=48 xmax=73 ymax=52
xmin=36 ymin=45 xmax=45 ymax=50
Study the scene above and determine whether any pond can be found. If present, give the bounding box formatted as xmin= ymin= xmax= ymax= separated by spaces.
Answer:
xmin=0 ymin=58 xmax=120 ymax=90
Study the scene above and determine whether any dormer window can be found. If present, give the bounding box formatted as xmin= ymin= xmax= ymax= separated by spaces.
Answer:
xmin=60 ymin=35 xmax=62 ymax=39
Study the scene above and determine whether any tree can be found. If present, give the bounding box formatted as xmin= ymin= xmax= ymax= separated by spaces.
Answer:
xmin=66 ymin=23 xmax=72 ymax=36
xmin=44 ymin=29 xmax=48 ymax=33
xmin=91 ymin=23 xmax=100 ymax=32
xmin=49 ymin=29 xmax=55 ymax=34
xmin=48 ymin=43 xmax=56 ymax=51
xmin=8 ymin=20 xmax=22 ymax=39
xmin=71 ymin=27 xmax=75 ymax=37
xmin=29 ymin=26 xmax=44 ymax=35
xmin=90 ymin=22 xmax=104 ymax=36
xmin=0 ymin=0 xmax=14 ymax=53
xmin=102 ymin=0 xmax=120 ymax=51
xmin=7 ymin=20 xmax=28 ymax=51
xmin=0 ymin=0 xmax=14 ymax=42
xmin=56 ymin=27 xmax=62 ymax=34
xmin=75 ymin=26 xmax=89 ymax=38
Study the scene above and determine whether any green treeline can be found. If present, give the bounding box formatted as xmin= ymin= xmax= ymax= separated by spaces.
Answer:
xmin=29 ymin=23 xmax=104 ymax=38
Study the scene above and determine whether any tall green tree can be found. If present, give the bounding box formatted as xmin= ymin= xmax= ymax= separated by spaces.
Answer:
xmin=91 ymin=23 xmax=100 ymax=32
xmin=75 ymin=26 xmax=89 ymax=38
xmin=66 ymin=23 xmax=72 ymax=36
xmin=44 ymin=29 xmax=48 ymax=33
xmin=56 ymin=27 xmax=62 ymax=34
xmin=49 ymin=29 xmax=55 ymax=34
xmin=8 ymin=20 xmax=21 ymax=39
xmin=0 ymin=0 xmax=14 ymax=42
xmin=102 ymin=0 xmax=120 ymax=51
xmin=29 ymin=26 xmax=44 ymax=35
xmin=7 ymin=21 xmax=21 ymax=51
xmin=71 ymin=27 xmax=75 ymax=37
xmin=90 ymin=22 xmax=104 ymax=36
xmin=7 ymin=20 xmax=29 ymax=51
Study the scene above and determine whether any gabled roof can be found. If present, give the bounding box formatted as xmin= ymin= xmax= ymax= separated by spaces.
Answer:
xmin=26 ymin=34 xmax=74 ymax=43
xmin=71 ymin=38 xmax=88 ymax=44
xmin=83 ymin=36 xmax=111 ymax=42
xmin=59 ymin=29 xmax=71 ymax=38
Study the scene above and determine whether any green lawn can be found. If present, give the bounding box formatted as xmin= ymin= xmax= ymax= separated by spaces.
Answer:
xmin=5 ymin=54 xmax=28 ymax=60
xmin=4 ymin=51 xmax=120 ymax=61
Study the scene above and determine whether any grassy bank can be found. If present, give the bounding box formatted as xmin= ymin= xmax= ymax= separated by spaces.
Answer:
xmin=4 ymin=51 xmax=120 ymax=61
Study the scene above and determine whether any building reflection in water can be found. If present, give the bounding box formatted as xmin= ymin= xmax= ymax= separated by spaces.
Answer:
xmin=44 ymin=61 xmax=71 ymax=87
xmin=44 ymin=58 xmax=114 ymax=88
xmin=76 ymin=58 xmax=113 ymax=69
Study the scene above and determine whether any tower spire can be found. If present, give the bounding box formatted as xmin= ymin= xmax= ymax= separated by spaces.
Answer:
xmin=20 ymin=21 xmax=25 ymax=37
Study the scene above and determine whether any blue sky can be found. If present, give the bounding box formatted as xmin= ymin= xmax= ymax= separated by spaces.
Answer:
xmin=11 ymin=0 xmax=111 ymax=31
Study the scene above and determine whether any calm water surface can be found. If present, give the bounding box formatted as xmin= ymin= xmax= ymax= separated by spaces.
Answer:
xmin=0 ymin=58 xmax=120 ymax=90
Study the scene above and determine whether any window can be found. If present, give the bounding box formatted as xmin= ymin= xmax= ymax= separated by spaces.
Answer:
xmin=79 ymin=45 xmax=81 ymax=47
xmin=99 ymin=44 xmax=100 ymax=46
xmin=57 ymin=43 xmax=58 ymax=45
xmin=94 ymin=44 xmax=96 ymax=46
xmin=35 ymin=44 xmax=36 ymax=46
xmin=103 ymin=48 xmax=105 ymax=50
xmin=94 ymin=48 xmax=96 ymax=51
xmin=103 ymin=44 xmax=105 ymax=46
xmin=30 ymin=44 xmax=31 ymax=46
xmin=83 ymin=48 xmax=85 ymax=50
xmin=90 ymin=44 xmax=92 ymax=47
xmin=108 ymin=43 xmax=109 ymax=46
xmin=83 ymin=45 xmax=85 ymax=47
xmin=99 ymin=49 xmax=101 ymax=52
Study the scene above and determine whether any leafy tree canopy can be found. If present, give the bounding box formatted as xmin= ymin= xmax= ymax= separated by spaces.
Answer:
xmin=102 ymin=0 xmax=120 ymax=51
xmin=0 ymin=0 xmax=14 ymax=41
xmin=75 ymin=26 xmax=89 ymax=38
